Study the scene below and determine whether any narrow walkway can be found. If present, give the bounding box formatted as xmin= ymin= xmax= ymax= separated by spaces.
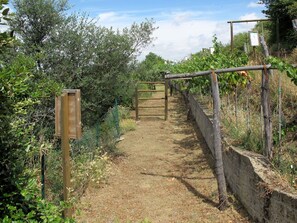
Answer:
xmin=77 ymin=92 xmax=251 ymax=223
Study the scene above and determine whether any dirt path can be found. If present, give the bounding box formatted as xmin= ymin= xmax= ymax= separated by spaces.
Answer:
xmin=77 ymin=90 xmax=251 ymax=223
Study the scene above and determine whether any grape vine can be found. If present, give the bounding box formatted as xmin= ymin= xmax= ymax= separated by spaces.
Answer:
xmin=170 ymin=36 xmax=250 ymax=95
xmin=267 ymin=56 xmax=297 ymax=86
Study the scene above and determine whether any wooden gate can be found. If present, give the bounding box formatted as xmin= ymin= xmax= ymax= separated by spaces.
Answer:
xmin=135 ymin=81 xmax=168 ymax=120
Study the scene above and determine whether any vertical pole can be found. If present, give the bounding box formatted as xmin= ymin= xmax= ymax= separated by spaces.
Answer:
xmin=261 ymin=68 xmax=272 ymax=159
xmin=276 ymin=17 xmax=280 ymax=57
xmin=235 ymin=85 xmax=238 ymax=128
xmin=210 ymin=71 xmax=228 ymax=210
xmin=113 ymin=98 xmax=120 ymax=139
xmin=41 ymin=153 xmax=45 ymax=199
xmin=96 ymin=122 xmax=100 ymax=148
xmin=165 ymin=80 xmax=168 ymax=120
xmin=246 ymin=82 xmax=251 ymax=131
xmin=61 ymin=93 xmax=72 ymax=218
xmin=278 ymin=73 xmax=282 ymax=145
xmin=169 ymin=80 xmax=173 ymax=96
xmin=135 ymin=85 xmax=139 ymax=120
xmin=230 ymin=22 xmax=234 ymax=52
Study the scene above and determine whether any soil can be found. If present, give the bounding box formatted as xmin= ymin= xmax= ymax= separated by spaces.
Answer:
xmin=76 ymin=90 xmax=252 ymax=223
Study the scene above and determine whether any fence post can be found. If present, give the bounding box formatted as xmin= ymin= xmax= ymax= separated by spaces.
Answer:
xmin=165 ymin=80 xmax=169 ymax=120
xmin=261 ymin=67 xmax=273 ymax=159
xmin=61 ymin=93 xmax=72 ymax=218
xmin=41 ymin=153 xmax=45 ymax=199
xmin=135 ymin=85 xmax=139 ymax=120
xmin=96 ymin=122 xmax=100 ymax=148
xmin=113 ymin=98 xmax=121 ymax=139
xmin=210 ymin=71 xmax=228 ymax=210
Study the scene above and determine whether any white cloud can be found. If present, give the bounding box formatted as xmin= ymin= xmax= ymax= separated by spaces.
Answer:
xmin=248 ymin=1 xmax=265 ymax=8
xmin=96 ymin=11 xmax=263 ymax=61
xmin=239 ymin=12 xmax=259 ymax=21
xmin=97 ymin=12 xmax=137 ymax=29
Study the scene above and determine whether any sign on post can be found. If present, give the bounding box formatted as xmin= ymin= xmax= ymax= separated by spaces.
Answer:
xmin=250 ymin=32 xmax=260 ymax=46
xmin=55 ymin=89 xmax=82 ymax=139
xmin=55 ymin=89 xmax=82 ymax=219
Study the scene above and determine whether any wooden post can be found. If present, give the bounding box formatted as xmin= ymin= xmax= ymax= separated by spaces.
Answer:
xmin=260 ymin=36 xmax=273 ymax=159
xmin=41 ymin=153 xmax=45 ymax=199
xmin=210 ymin=71 xmax=228 ymax=210
xmin=165 ymin=80 xmax=168 ymax=120
xmin=261 ymin=67 xmax=273 ymax=159
xmin=230 ymin=22 xmax=234 ymax=52
xmin=61 ymin=93 xmax=72 ymax=218
xmin=135 ymin=86 xmax=139 ymax=120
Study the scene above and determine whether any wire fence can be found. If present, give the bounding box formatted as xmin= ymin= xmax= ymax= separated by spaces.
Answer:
xmin=45 ymin=98 xmax=122 ymax=204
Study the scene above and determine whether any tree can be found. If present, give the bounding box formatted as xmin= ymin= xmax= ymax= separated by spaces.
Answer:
xmin=10 ymin=0 xmax=68 ymax=53
xmin=134 ymin=52 xmax=169 ymax=81
xmin=262 ymin=0 xmax=297 ymax=51
xmin=42 ymin=14 xmax=156 ymax=125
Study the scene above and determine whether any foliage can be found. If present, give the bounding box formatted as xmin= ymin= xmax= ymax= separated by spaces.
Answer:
xmin=267 ymin=56 xmax=297 ymax=85
xmin=262 ymin=0 xmax=297 ymax=51
xmin=0 ymin=53 xmax=66 ymax=220
xmin=2 ymin=178 xmax=73 ymax=222
xmin=10 ymin=0 xmax=156 ymax=126
xmin=134 ymin=52 xmax=170 ymax=81
xmin=170 ymin=36 xmax=249 ymax=95
xmin=0 ymin=0 xmax=14 ymax=49
xmin=10 ymin=0 xmax=68 ymax=53
xmin=42 ymin=14 xmax=155 ymax=125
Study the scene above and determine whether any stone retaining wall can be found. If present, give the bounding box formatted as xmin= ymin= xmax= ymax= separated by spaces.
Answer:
xmin=175 ymin=86 xmax=297 ymax=223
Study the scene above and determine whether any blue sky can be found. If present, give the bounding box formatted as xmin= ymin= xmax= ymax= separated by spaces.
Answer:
xmin=15 ymin=0 xmax=268 ymax=61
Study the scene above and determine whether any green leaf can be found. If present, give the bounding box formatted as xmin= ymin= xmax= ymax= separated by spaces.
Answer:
xmin=2 ymin=8 xmax=9 ymax=16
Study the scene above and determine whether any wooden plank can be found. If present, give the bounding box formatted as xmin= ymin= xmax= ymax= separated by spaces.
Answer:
xmin=164 ymin=64 xmax=275 ymax=80
xmin=138 ymin=106 xmax=164 ymax=109
xmin=139 ymin=81 xmax=165 ymax=85
xmin=75 ymin=90 xmax=82 ymax=139
xmin=210 ymin=71 xmax=228 ymax=210
xmin=137 ymin=90 xmax=164 ymax=92
xmin=138 ymin=98 xmax=165 ymax=100
xmin=138 ymin=114 xmax=165 ymax=116
xmin=61 ymin=93 xmax=72 ymax=218
xmin=55 ymin=89 xmax=81 ymax=139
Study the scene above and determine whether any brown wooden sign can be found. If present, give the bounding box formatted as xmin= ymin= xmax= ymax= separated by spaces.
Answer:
xmin=55 ymin=89 xmax=82 ymax=139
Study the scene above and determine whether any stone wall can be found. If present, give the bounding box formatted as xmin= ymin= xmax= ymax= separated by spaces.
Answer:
xmin=180 ymin=88 xmax=297 ymax=223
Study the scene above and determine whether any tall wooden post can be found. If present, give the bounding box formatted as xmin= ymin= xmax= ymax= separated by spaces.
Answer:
xmin=230 ymin=22 xmax=234 ymax=52
xmin=260 ymin=36 xmax=273 ymax=159
xmin=261 ymin=67 xmax=272 ymax=159
xmin=135 ymin=86 xmax=139 ymax=120
xmin=61 ymin=93 xmax=72 ymax=218
xmin=165 ymin=80 xmax=169 ymax=120
xmin=210 ymin=71 xmax=228 ymax=210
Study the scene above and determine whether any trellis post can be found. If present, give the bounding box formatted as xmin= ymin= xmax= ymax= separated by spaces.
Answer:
xmin=210 ymin=71 xmax=228 ymax=210
xmin=261 ymin=67 xmax=273 ymax=159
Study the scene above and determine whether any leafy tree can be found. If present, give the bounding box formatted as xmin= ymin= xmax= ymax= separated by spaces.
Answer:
xmin=11 ymin=0 xmax=156 ymax=126
xmin=134 ymin=52 xmax=169 ymax=81
xmin=0 ymin=53 xmax=65 ymax=221
xmin=10 ymin=0 xmax=68 ymax=53
xmin=0 ymin=0 xmax=14 ymax=49
xmin=262 ymin=0 xmax=297 ymax=51
xmin=42 ymin=15 xmax=156 ymax=125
